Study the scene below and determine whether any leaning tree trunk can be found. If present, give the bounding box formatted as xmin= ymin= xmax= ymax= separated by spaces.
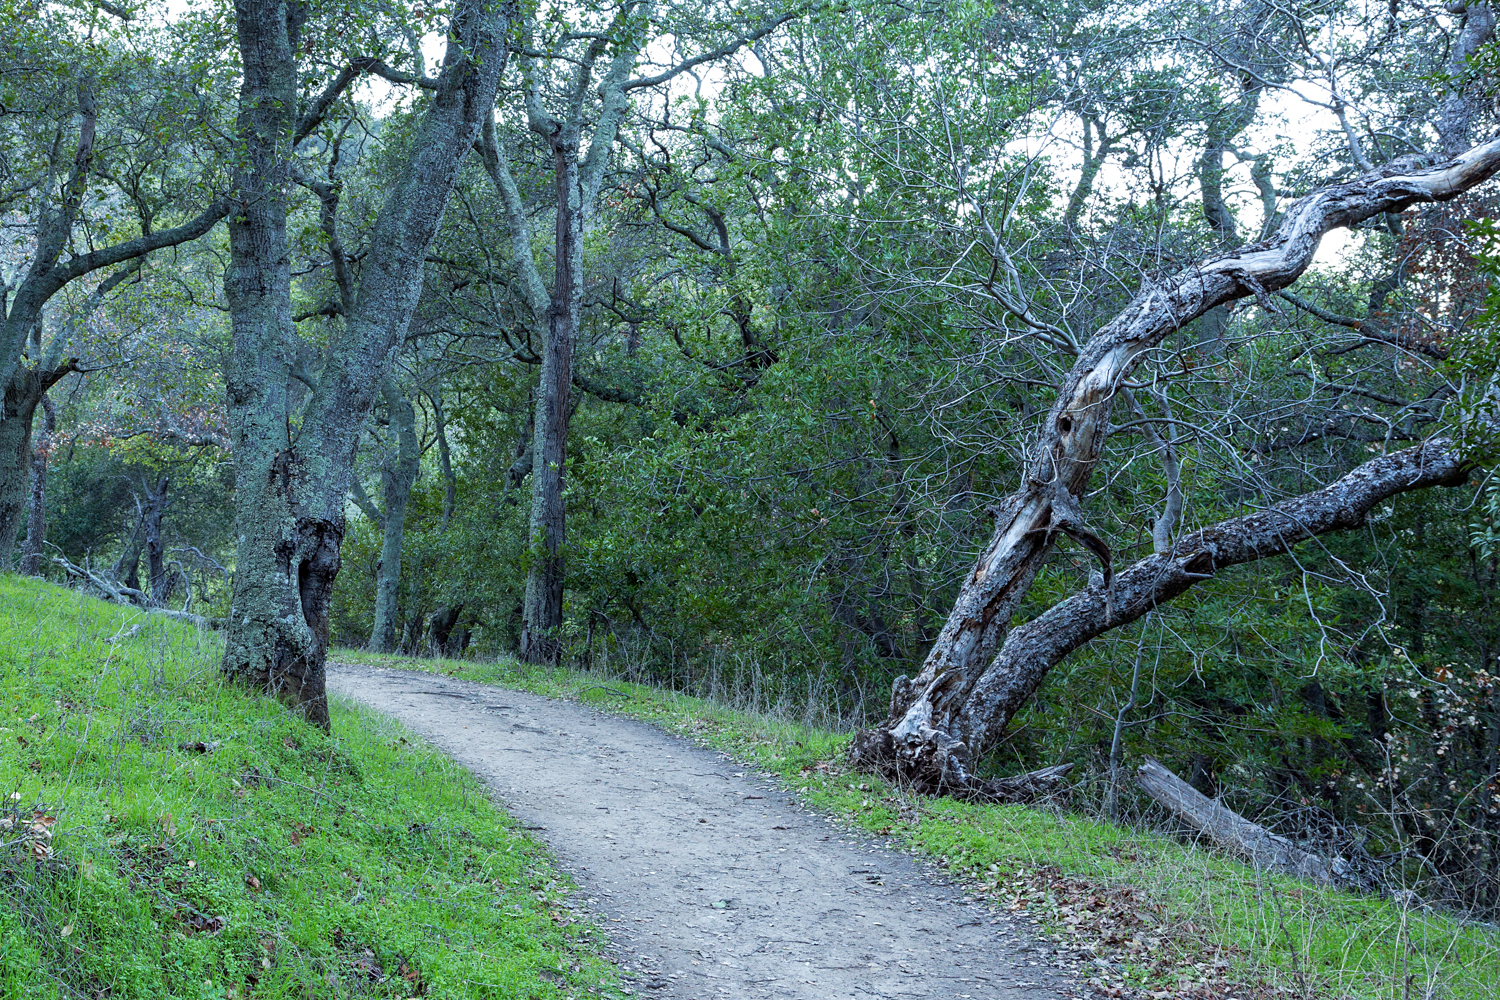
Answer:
xmin=850 ymin=137 xmax=1500 ymax=793
xmin=519 ymin=134 xmax=583 ymax=665
xmin=219 ymin=0 xmax=512 ymax=729
xmin=369 ymin=382 xmax=420 ymax=653
xmin=0 ymin=363 xmax=75 ymax=566
xmin=19 ymin=395 xmax=55 ymax=576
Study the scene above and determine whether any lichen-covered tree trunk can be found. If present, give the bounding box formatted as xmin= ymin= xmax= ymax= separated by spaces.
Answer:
xmin=219 ymin=0 xmax=327 ymax=723
xmin=850 ymin=137 xmax=1500 ymax=793
xmin=369 ymin=382 xmax=420 ymax=653
xmin=519 ymin=140 xmax=582 ymax=665
xmin=219 ymin=0 xmax=511 ymax=728
xmin=19 ymin=395 xmax=55 ymax=576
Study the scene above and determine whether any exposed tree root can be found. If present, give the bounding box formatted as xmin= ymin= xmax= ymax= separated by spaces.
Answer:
xmin=848 ymin=726 xmax=1073 ymax=802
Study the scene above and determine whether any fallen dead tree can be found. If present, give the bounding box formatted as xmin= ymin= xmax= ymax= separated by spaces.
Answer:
xmin=1136 ymin=758 xmax=1374 ymax=890
xmin=49 ymin=552 xmax=221 ymax=630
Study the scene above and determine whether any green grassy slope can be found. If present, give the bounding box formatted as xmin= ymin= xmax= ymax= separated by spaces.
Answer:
xmin=335 ymin=648 xmax=1500 ymax=1000
xmin=0 ymin=578 xmax=619 ymax=1000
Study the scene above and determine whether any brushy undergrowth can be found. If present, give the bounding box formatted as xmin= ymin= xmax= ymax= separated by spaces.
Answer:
xmin=334 ymin=647 xmax=1500 ymax=1000
xmin=0 ymin=578 xmax=620 ymax=1000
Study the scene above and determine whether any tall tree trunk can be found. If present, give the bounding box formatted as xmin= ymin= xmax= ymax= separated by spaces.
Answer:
xmin=369 ymin=382 xmax=420 ymax=653
xmin=850 ymin=138 xmax=1500 ymax=792
xmin=219 ymin=0 xmax=512 ymax=729
xmin=520 ymin=139 xmax=582 ymax=665
xmin=0 ymin=363 xmax=75 ymax=566
xmin=142 ymin=475 xmax=172 ymax=605
xmin=430 ymin=388 xmax=457 ymax=528
xmin=19 ymin=395 xmax=55 ymax=576
xmin=220 ymin=0 xmax=324 ymax=721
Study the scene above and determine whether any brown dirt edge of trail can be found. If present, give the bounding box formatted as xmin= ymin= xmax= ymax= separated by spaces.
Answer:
xmin=327 ymin=661 xmax=1078 ymax=1000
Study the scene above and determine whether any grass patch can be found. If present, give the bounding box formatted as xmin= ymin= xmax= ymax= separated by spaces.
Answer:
xmin=335 ymin=646 xmax=1500 ymax=1000
xmin=0 ymin=578 xmax=621 ymax=999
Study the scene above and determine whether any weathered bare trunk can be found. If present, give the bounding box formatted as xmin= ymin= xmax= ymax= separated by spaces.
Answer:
xmin=19 ymin=395 xmax=55 ymax=576
xmin=219 ymin=0 xmax=512 ymax=728
xmin=519 ymin=139 xmax=583 ymax=665
xmin=0 ymin=363 xmax=75 ymax=566
xmin=851 ymin=138 xmax=1500 ymax=791
xmin=1136 ymin=759 xmax=1363 ymax=888
xmin=369 ymin=382 xmax=420 ymax=653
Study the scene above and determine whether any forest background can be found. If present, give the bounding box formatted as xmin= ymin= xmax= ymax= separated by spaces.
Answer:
xmin=6 ymin=0 xmax=1500 ymax=921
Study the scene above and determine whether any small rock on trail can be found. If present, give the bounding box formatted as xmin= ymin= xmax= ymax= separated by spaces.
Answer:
xmin=328 ymin=662 xmax=1073 ymax=999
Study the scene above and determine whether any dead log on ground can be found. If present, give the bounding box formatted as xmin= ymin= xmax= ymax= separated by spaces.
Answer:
xmin=49 ymin=553 xmax=221 ymax=630
xmin=1136 ymin=758 xmax=1358 ymax=888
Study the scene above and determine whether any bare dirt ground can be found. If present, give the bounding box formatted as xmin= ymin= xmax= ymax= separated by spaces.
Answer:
xmin=328 ymin=662 xmax=1075 ymax=1000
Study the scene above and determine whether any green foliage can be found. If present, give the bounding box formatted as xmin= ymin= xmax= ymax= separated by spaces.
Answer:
xmin=0 ymin=577 xmax=619 ymax=999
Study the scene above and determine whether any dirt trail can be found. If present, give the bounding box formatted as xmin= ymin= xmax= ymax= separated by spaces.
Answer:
xmin=328 ymin=663 xmax=1072 ymax=1000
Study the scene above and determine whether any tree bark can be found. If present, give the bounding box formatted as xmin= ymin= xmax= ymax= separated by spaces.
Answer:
xmin=219 ymin=0 xmax=513 ymax=729
xmin=1436 ymin=2 xmax=1496 ymax=157
xmin=0 ymin=362 xmax=76 ymax=566
xmin=369 ymin=382 xmax=420 ymax=653
xmin=1061 ymin=118 xmax=1111 ymax=232
xmin=851 ymin=137 xmax=1500 ymax=791
xmin=429 ymin=602 xmax=465 ymax=655
xmin=114 ymin=516 xmax=145 ymax=592
xmin=142 ymin=474 xmax=172 ymax=605
xmin=19 ymin=395 xmax=55 ymax=576
xmin=519 ymin=136 xmax=582 ymax=665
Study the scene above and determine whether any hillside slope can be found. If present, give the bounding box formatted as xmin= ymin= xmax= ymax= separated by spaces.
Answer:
xmin=0 ymin=577 xmax=619 ymax=999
